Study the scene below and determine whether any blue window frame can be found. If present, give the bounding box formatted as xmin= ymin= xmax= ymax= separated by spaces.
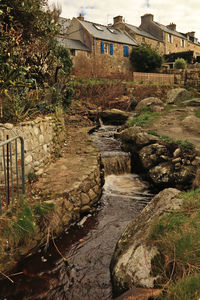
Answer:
xmin=123 ymin=45 xmax=129 ymax=57
xmin=110 ymin=43 xmax=113 ymax=55
xmin=101 ymin=41 xmax=104 ymax=54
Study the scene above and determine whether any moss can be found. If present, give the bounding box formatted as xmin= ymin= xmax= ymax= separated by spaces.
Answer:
xmin=148 ymin=188 xmax=200 ymax=297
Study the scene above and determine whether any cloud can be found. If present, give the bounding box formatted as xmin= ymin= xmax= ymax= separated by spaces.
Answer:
xmin=48 ymin=0 xmax=200 ymax=39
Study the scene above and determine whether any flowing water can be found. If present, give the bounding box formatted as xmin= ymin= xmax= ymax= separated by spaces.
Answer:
xmin=0 ymin=125 xmax=153 ymax=300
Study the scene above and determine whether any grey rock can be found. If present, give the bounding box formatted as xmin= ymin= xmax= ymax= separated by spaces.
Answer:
xmin=149 ymin=162 xmax=172 ymax=184
xmin=99 ymin=109 xmax=129 ymax=125
xmin=139 ymin=144 xmax=169 ymax=169
xmin=110 ymin=188 xmax=182 ymax=294
xmin=135 ymin=97 xmax=163 ymax=111
xmin=166 ymin=88 xmax=192 ymax=104
xmin=119 ymin=127 xmax=159 ymax=148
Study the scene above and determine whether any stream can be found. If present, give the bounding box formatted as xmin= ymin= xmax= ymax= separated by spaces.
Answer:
xmin=0 ymin=125 xmax=153 ymax=300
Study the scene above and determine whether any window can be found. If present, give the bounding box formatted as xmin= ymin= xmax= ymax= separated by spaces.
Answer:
xmin=70 ymin=49 xmax=76 ymax=56
xmin=108 ymin=28 xmax=117 ymax=34
xmin=167 ymin=34 xmax=173 ymax=43
xmin=123 ymin=45 xmax=129 ymax=57
xmin=142 ymin=37 xmax=145 ymax=43
xmin=93 ymin=24 xmax=103 ymax=31
xmin=180 ymin=39 xmax=185 ymax=47
xmin=100 ymin=41 xmax=114 ymax=55
xmin=104 ymin=43 xmax=109 ymax=54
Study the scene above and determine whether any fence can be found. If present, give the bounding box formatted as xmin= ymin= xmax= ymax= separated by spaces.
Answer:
xmin=0 ymin=136 xmax=25 ymax=212
xmin=133 ymin=72 xmax=174 ymax=85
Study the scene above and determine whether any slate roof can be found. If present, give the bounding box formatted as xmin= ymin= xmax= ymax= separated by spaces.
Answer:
xmin=154 ymin=22 xmax=186 ymax=39
xmin=56 ymin=37 xmax=91 ymax=51
xmin=79 ymin=20 xmax=138 ymax=46
xmin=125 ymin=23 xmax=161 ymax=41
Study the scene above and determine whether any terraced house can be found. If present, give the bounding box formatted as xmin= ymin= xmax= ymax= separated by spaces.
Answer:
xmin=57 ymin=13 xmax=200 ymax=77
xmin=112 ymin=14 xmax=200 ymax=58
xmin=139 ymin=14 xmax=200 ymax=57
xmin=58 ymin=14 xmax=138 ymax=78
xmin=112 ymin=15 xmax=165 ymax=54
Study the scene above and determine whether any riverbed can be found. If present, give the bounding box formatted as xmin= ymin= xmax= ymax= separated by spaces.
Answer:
xmin=0 ymin=125 xmax=153 ymax=300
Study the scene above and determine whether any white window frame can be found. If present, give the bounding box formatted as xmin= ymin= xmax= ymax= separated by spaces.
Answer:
xmin=168 ymin=34 xmax=173 ymax=43
xmin=180 ymin=39 xmax=185 ymax=47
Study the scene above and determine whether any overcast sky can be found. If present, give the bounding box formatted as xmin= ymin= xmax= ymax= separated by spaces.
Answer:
xmin=48 ymin=0 xmax=200 ymax=40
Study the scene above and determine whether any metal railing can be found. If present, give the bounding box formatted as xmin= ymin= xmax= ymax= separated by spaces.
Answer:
xmin=0 ymin=136 xmax=25 ymax=212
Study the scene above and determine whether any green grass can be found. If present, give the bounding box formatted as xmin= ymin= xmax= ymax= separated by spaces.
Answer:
xmin=148 ymin=188 xmax=200 ymax=299
xmin=127 ymin=111 xmax=161 ymax=127
xmin=147 ymin=130 xmax=195 ymax=152
xmin=1 ymin=197 xmax=54 ymax=247
xmin=160 ymin=273 xmax=200 ymax=300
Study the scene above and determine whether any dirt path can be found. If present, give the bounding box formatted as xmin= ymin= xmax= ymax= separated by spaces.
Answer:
xmin=146 ymin=107 xmax=200 ymax=152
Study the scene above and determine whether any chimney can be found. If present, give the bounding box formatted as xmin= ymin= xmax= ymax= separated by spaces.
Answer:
xmin=141 ymin=14 xmax=154 ymax=24
xmin=187 ymin=31 xmax=195 ymax=38
xmin=166 ymin=23 xmax=176 ymax=31
xmin=113 ymin=16 xmax=123 ymax=24
xmin=77 ymin=13 xmax=84 ymax=21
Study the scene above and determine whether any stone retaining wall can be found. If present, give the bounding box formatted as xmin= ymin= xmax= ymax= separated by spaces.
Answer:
xmin=0 ymin=115 xmax=65 ymax=178
xmin=0 ymin=127 xmax=103 ymax=274
xmin=165 ymin=68 xmax=200 ymax=87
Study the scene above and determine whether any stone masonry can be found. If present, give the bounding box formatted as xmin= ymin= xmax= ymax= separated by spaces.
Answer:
xmin=0 ymin=115 xmax=65 ymax=178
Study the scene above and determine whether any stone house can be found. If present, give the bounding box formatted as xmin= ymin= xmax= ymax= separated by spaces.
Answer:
xmin=113 ymin=14 xmax=200 ymax=58
xmin=61 ymin=15 xmax=138 ymax=78
xmin=139 ymin=14 xmax=200 ymax=57
xmin=113 ymin=15 xmax=165 ymax=54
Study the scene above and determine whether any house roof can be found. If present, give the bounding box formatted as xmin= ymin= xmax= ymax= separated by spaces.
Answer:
xmin=154 ymin=22 xmax=186 ymax=39
xmin=56 ymin=37 xmax=91 ymax=51
xmin=125 ymin=23 xmax=161 ymax=41
xmin=58 ymin=17 xmax=71 ymax=35
xmin=79 ymin=19 xmax=138 ymax=46
xmin=181 ymin=33 xmax=200 ymax=45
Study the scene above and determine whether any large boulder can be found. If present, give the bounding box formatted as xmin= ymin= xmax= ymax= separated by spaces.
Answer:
xmin=166 ymin=88 xmax=192 ymax=104
xmin=110 ymin=188 xmax=182 ymax=295
xmin=135 ymin=97 xmax=164 ymax=111
xmin=99 ymin=109 xmax=129 ymax=125
xmin=119 ymin=127 xmax=159 ymax=149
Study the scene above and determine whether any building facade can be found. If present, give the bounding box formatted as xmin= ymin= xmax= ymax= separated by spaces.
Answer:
xmin=64 ymin=15 xmax=138 ymax=78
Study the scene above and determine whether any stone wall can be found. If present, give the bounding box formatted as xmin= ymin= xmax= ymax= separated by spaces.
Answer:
xmin=70 ymin=39 xmax=135 ymax=79
xmin=165 ymin=68 xmax=200 ymax=87
xmin=0 ymin=128 xmax=103 ymax=274
xmin=0 ymin=115 xmax=65 ymax=178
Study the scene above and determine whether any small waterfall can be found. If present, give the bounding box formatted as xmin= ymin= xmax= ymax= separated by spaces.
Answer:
xmin=101 ymin=151 xmax=131 ymax=176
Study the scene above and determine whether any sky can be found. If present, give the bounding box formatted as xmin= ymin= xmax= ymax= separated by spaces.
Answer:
xmin=48 ymin=0 xmax=200 ymax=40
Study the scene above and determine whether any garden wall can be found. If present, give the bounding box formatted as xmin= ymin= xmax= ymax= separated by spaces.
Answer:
xmin=165 ymin=68 xmax=200 ymax=87
xmin=0 ymin=115 xmax=65 ymax=178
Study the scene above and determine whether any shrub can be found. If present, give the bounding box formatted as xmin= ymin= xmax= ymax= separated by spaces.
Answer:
xmin=130 ymin=45 xmax=163 ymax=72
xmin=174 ymin=58 xmax=187 ymax=69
